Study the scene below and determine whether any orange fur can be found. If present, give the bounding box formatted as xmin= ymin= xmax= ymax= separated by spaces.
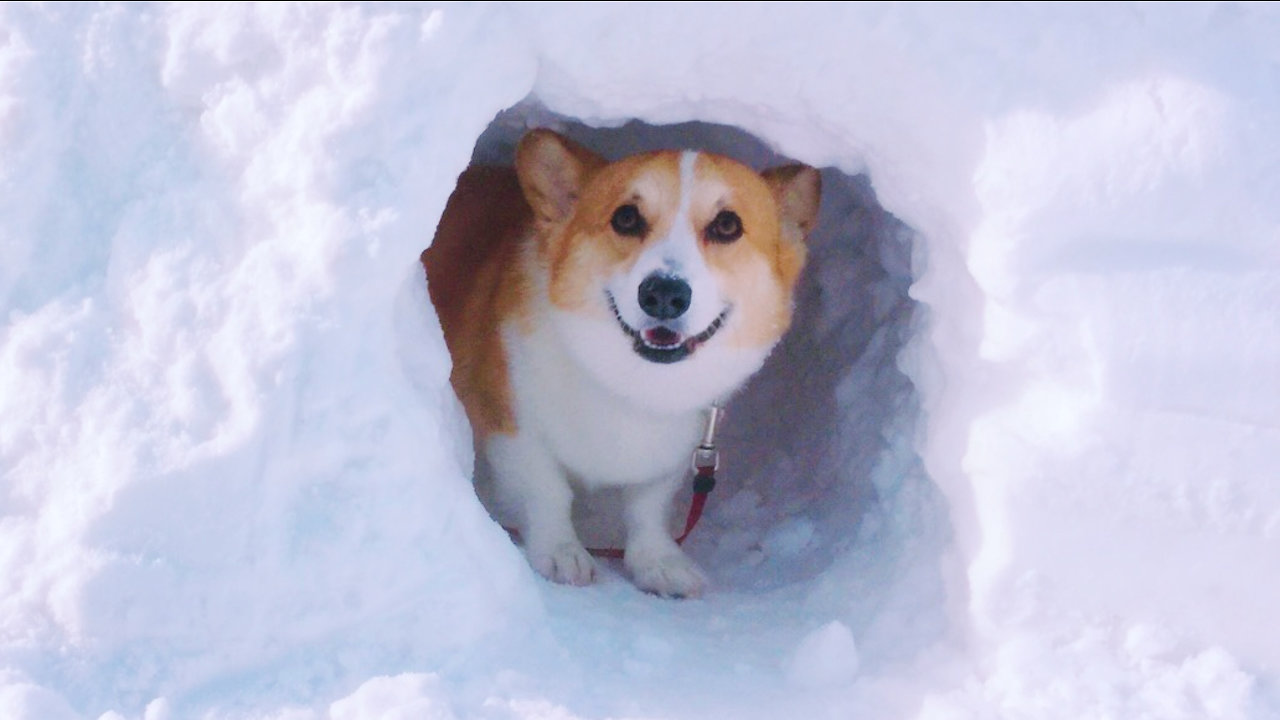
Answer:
xmin=546 ymin=152 xmax=685 ymax=314
xmin=421 ymin=166 xmax=529 ymax=435
xmin=691 ymin=154 xmax=802 ymax=347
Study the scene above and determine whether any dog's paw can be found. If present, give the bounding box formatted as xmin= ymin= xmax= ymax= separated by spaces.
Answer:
xmin=528 ymin=541 xmax=597 ymax=586
xmin=626 ymin=550 xmax=708 ymax=599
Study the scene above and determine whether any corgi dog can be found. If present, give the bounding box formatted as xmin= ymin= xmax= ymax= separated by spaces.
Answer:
xmin=423 ymin=129 xmax=819 ymax=597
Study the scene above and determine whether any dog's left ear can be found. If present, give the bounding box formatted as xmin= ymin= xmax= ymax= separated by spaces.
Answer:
xmin=515 ymin=129 xmax=606 ymax=223
xmin=762 ymin=164 xmax=822 ymax=244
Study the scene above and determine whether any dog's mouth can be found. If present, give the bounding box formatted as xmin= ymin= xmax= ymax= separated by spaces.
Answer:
xmin=606 ymin=292 xmax=730 ymax=364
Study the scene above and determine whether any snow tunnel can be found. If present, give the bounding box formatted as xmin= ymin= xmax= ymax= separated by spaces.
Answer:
xmin=434 ymin=101 xmax=953 ymax=667
xmin=10 ymin=5 xmax=1279 ymax=718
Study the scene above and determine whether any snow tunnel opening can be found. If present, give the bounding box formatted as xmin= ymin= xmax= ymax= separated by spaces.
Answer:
xmin=443 ymin=103 xmax=949 ymax=647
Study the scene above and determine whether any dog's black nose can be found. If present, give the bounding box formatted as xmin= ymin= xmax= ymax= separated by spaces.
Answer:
xmin=638 ymin=274 xmax=692 ymax=320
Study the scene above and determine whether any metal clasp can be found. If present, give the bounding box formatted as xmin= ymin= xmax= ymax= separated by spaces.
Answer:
xmin=691 ymin=404 xmax=724 ymax=472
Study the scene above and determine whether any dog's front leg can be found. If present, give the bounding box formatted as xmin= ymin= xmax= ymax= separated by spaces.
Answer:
xmin=623 ymin=475 xmax=708 ymax=598
xmin=487 ymin=433 xmax=595 ymax=586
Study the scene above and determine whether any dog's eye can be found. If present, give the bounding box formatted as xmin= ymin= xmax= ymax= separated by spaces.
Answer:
xmin=705 ymin=210 xmax=743 ymax=243
xmin=610 ymin=204 xmax=647 ymax=237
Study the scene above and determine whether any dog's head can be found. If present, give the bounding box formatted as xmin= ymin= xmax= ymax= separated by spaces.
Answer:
xmin=516 ymin=129 xmax=820 ymax=413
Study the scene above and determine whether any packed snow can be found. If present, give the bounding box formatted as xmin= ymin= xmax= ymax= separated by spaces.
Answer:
xmin=1 ymin=3 xmax=1277 ymax=719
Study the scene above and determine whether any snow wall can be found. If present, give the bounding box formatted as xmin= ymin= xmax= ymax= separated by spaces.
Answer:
xmin=1 ymin=4 xmax=1277 ymax=719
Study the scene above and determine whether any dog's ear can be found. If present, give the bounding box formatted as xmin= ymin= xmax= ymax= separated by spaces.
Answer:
xmin=515 ymin=129 xmax=606 ymax=223
xmin=762 ymin=164 xmax=822 ymax=244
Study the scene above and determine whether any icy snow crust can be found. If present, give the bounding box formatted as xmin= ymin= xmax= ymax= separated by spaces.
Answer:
xmin=1 ymin=3 xmax=1277 ymax=719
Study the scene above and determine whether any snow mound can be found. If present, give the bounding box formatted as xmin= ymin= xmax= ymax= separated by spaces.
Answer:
xmin=786 ymin=621 xmax=861 ymax=689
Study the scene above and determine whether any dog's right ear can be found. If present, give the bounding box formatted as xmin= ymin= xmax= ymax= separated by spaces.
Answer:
xmin=515 ymin=129 xmax=606 ymax=223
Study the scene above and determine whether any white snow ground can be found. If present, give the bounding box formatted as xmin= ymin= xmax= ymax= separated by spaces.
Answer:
xmin=1 ymin=3 xmax=1277 ymax=719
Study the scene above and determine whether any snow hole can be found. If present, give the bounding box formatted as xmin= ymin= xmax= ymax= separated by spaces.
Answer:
xmin=441 ymin=103 xmax=952 ymax=667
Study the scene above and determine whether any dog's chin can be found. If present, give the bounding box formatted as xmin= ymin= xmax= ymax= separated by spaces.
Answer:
xmin=606 ymin=293 xmax=730 ymax=365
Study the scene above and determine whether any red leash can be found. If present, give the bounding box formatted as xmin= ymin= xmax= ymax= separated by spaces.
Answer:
xmin=588 ymin=454 xmax=718 ymax=560
xmin=506 ymin=405 xmax=724 ymax=560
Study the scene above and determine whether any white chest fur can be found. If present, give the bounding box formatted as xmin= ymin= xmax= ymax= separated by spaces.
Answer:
xmin=505 ymin=318 xmax=704 ymax=487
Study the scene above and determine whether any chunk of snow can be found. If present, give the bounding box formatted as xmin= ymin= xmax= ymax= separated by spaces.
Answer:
xmin=329 ymin=674 xmax=457 ymax=720
xmin=786 ymin=621 xmax=861 ymax=689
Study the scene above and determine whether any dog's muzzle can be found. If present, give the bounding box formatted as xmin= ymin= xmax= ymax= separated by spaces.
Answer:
xmin=606 ymin=291 xmax=730 ymax=364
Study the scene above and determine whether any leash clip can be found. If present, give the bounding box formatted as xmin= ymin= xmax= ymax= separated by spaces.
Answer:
xmin=691 ymin=404 xmax=724 ymax=473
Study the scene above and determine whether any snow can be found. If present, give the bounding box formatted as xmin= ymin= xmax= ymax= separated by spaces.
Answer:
xmin=786 ymin=621 xmax=861 ymax=689
xmin=329 ymin=675 xmax=456 ymax=720
xmin=1 ymin=3 xmax=1277 ymax=719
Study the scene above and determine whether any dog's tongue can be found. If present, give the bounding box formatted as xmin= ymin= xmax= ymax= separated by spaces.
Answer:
xmin=643 ymin=327 xmax=683 ymax=348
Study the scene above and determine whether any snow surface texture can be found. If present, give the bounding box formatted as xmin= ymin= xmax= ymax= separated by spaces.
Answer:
xmin=1 ymin=3 xmax=1277 ymax=719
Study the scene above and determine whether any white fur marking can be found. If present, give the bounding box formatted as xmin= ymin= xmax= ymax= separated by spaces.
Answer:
xmin=677 ymin=150 xmax=697 ymax=220
xmin=662 ymin=151 xmax=702 ymax=275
